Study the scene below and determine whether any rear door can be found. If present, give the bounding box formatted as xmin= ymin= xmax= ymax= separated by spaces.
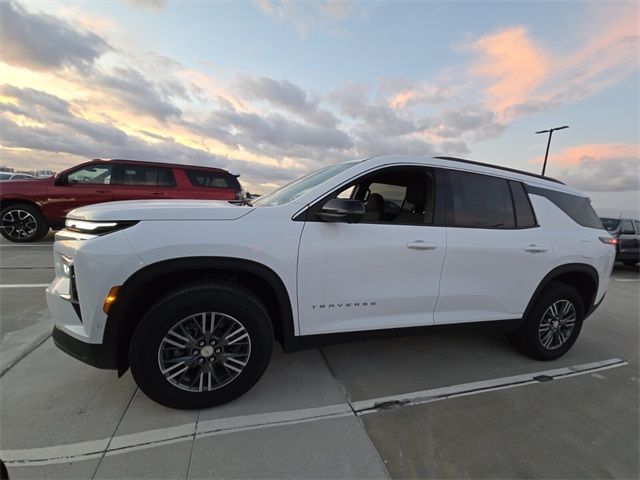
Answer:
xmin=434 ymin=169 xmax=554 ymax=324
xmin=113 ymin=163 xmax=177 ymax=200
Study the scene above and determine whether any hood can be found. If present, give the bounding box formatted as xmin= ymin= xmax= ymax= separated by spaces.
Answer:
xmin=68 ymin=200 xmax=254 ymax=221
xmin=0 ymin=176 xmax=49 ymax=190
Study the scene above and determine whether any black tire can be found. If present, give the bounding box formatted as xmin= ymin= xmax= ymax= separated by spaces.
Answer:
xmin=129 ymin=281 xmax=273 ymax=409
xmin=510 ymin=282 xmax=584 ymax=360
xmin=0 ymin=203 xmax=49 ymax=242
xmin=622 ymin=260 xmax=638 ymax=267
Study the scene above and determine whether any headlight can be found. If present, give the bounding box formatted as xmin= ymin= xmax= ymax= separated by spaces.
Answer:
xmin=60 ymin=254 xmax=73 ymax=277
xmin=65 ymin=219 xmax=137 ymax=235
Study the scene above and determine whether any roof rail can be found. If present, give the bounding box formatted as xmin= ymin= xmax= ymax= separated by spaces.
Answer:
xmin=433 ymin=156 xmax=565 ymax=185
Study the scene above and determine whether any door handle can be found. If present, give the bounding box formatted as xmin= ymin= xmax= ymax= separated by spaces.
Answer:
xmin=151 ymin=191 xmax=165 ymax=196
xmin=407 ymin=241 xmax=438 ymax=250
xmin=524 ymin=244 xmax=547 ymax=253
xmin=96 ymin=189 xmax=112 ymax=194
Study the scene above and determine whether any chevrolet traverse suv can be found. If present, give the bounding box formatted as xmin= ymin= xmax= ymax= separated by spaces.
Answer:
xmin=47 ymin=155 xmax=615 ymax=409
xmin=0 ymin=159 xmax=245 ymax=242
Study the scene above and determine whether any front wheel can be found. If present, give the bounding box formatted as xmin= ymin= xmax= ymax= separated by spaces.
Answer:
xmin=510 ymin=282 xmax=584 ymax=360
xmin=129 ymin=282 xmax=273 ymax=409
xmin=0 ymin=203 xmax=49 ymax=242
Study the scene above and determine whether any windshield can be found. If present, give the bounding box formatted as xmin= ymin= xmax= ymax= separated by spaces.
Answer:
xmin=252 ymin=161 xmax=361 ymax=207
xmin=600 ymin=218 xmax=621 ymax=231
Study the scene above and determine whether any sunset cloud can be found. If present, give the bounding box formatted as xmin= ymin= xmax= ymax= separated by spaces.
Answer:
xmin=463 ymin=26 xmax=550 ymax=114
xmin=531 ymin=144 xmax=640 ymax=192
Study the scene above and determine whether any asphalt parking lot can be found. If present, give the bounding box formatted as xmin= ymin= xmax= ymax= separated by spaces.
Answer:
xmin=1 ymin=233 xmax=638 ymax=479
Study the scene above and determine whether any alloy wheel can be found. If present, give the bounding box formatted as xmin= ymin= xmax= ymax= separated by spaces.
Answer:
xmin=157 ymin=312 xmax=251 ymax=392
xmin=1 ymin=209 xmax=37 ymax=240
xmin=538 ymin=299 xmax=576 ymax=350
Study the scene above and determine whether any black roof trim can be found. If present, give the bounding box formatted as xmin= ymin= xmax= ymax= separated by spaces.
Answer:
xmin=433 ymin=156 xmax=565 ymax=185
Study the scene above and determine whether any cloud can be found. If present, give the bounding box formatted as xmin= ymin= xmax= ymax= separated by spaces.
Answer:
xmin=125 ymin=0 xmax=166 ymax=10
xmin=428 ymin=106 xmax=506 ymax=141
xmin=92 ymin=67 xmax=183 ymax=120
xmin=235 ymin=76 xmax=339 ymax=127
xmin=463 ymin=6 xmax=639 ymax=118
xmin=331 ymin=84 xmax=416 ymax=136
xmin=255 ymin=0 xmax=360 ymax=36
xmin=0 ymin=85 xmax=299 ymax=189
xmin=461 ymin=26 xmax=550 ymax=114
xmin=0 ymin=1 xmax=110 ymax=71
xmin=192 ymin=98 xmax=353 ymax=162
xmin=531 ymin=144 xmax=640 ymax=192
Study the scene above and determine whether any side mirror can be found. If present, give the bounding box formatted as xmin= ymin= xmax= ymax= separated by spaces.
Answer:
xmin=317 ymin=199 xmax=365 ymax=224
xmin=54 ymin=173 xmax=66 ymax=186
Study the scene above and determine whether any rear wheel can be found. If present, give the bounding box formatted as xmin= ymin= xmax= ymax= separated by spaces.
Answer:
xmin=510 ymin=282 xmax=584 ymax=360
xmin=0 ymin=203 xmax=49 ymax=242
xmin=622 ymin=260 xmax=638 ymax=267
xmin=129 ymin=282 xmax=273 ymax=409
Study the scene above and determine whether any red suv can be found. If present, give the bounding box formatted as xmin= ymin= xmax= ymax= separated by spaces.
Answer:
xmin=0 ymin=159 xmax=246 ymax=242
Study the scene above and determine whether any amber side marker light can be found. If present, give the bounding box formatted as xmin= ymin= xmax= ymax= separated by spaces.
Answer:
xmin=103 ymin=286 xmax=121 ymax=314
xmin=599 ymin=237 xmax=618 ymax=246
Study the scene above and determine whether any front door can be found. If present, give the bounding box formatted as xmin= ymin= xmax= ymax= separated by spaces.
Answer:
xmin=297 ymin=166 xmax=447 ymax=336
xmin=46 ymin=163 xmax=115 ymax=225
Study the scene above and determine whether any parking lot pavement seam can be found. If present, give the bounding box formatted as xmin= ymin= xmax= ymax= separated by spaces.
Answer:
xmin=351 ymin=357 xmax=628 ymax=414
xmin=318 ymin=348 xmax=392 ymax=480
xmin=0 ymin=330 xmax=51 ymax=378
xmin=184 ymin=410 xmax=200 ymax=480
xmin=0 ymin=357 xmax=629 ymax=468
xmin=90 ymin=387 xmax=139 ymax=480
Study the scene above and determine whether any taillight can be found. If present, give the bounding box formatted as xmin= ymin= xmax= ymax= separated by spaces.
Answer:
xmin=599 ymin=236 xmax=618 ymax=246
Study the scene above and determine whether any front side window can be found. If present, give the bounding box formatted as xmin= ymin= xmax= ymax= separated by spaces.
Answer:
xmin=312 ymin=166 xmax=435 ymax=226
xmin=446 ymin=170 xmax=515 ymax=228
xmin=67 ymin=165 xmax=112 ymax=185
xmin=119 ymin=165 xmax=175 ymax=187
xmin=620 ymin=220 xmax=635 ymax=234
xmin=253 ymin=161 xmax=361 ymax=207
xmin=600 ymin=218 xmax=621 ymax=232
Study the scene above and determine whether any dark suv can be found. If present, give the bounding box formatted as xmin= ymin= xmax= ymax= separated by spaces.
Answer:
xmin=600 ymin=217 xmax=640 ymax=266
xmin=0 ymin=159 xmax=245 ymax=242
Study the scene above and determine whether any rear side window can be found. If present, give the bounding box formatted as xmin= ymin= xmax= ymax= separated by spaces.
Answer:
xmin=527 ymin=186 xmax=603 ymax=229
xmin=184 ymin=169 xmax=238 ymax=189
xmin=509 ymin=181 xmax=537 ymax=228
xmin=446 ymin=170 xmax=515 ymax=229
xmin=120 ymin=165 xmax=176 ymax=187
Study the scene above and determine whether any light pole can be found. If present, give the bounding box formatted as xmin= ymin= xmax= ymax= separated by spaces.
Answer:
xmin=535 ymin=125 xmax=569 ymax=176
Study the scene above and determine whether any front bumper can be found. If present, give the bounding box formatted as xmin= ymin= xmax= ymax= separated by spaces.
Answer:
xmin=52 ymin=325 xmax=117 ymax=369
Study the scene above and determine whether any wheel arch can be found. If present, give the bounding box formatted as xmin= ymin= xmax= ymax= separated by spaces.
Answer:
xmin=105 ymin=257 xmax=296 ymax=376
xmin=524 ymin=263 xmax=599 ymax=321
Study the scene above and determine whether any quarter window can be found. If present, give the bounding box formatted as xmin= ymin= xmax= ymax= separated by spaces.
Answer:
xmin=527 ymin=186 xmax=603 ymax=229
xmin=446 ymin=170 xmax=515 ymax=229
xmin=184 ymin=169 xmax=238 ymax=189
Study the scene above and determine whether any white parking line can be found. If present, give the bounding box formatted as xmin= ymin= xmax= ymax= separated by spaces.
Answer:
xmin=0 ymin=244 xmax=52 ymax=247
xmin=615 ymin=278 xmax=640 ymax=282
xmin=0 ymin=284 xmax=49 ymax=288
xmin=0 ymin=357 xmax=627 ymax=467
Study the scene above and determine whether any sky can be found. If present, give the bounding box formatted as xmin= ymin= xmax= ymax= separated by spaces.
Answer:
xmin=0 ymin=0 xmax=638 ymax=216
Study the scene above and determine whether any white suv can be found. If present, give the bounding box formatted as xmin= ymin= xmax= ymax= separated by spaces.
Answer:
xmin=47 ymin=155 xmax=615 ymax=409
